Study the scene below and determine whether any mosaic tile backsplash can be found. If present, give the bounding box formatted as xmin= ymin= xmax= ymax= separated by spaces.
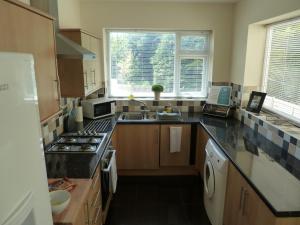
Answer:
xmin=238 ymin=109 xmax=300 ymax=161
xmin=116 ymin=100 xmax=206 ymax=113
xmin=40 ymin=82 xmax=243 ymax=145
xmin=116 ymin=82 xmax=243 ymax=112
xmin=41 ymin=97 xmax=80 ymax=146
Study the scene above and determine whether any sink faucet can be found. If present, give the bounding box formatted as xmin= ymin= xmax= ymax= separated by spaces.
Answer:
xmin=129 ymin=99 xmax=148 ymax=110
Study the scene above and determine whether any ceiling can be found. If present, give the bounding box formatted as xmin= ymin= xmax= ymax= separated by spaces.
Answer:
xmin=80 ymin=0 xmax=240 ymax=3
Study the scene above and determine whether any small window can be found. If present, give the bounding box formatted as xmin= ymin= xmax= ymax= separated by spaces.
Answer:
xmin=106 ymin=30 xmax=211 ymax=98
xmin=180 ymin=35 xmax=208 ymax=52
xmin=262 ymin=18 xmax=300 ymax=123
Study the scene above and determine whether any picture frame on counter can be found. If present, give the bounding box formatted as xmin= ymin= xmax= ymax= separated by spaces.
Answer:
xmin=246 ymin=91 xmax=266 ymax=113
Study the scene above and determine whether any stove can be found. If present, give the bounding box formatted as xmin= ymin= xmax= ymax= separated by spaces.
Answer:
xmin=46 ymin=131 xmax=107 ymax=154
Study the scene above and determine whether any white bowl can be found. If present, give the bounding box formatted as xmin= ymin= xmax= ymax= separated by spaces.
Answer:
xmin=49 ymin=190 xmax=71 ymax=215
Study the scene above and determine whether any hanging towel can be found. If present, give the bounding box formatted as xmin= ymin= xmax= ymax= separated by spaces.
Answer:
xmin=110 ymin=150 xmax=118 ymax=193
xmin=170 ymin=127 xmax=182 ymax=153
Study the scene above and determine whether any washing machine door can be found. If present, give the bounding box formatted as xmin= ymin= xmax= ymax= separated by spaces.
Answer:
xmin=204 ymin=156 xmax=215 ymax=199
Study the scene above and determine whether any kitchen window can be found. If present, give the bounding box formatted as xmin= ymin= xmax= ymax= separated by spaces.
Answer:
xmin=262 ymin=18 xmax=300 ymax=123
xmin=106 ymin=30 xmax=211 ymax=98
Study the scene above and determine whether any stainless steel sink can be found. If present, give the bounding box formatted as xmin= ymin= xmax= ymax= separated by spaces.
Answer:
xmin=119 ymin=112 xmax=157 ymax=121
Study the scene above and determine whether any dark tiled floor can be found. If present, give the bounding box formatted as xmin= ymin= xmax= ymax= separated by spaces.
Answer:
xmin=105 ymin=176 xmax=211 ymax=225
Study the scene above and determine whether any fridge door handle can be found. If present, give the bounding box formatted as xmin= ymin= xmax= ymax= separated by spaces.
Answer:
xmin=3 ymin=191 xmax=33 ymax=225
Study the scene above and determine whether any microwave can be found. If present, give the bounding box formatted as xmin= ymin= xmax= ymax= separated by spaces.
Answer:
xmin=81 ymin=98 xmax=116 ymax=119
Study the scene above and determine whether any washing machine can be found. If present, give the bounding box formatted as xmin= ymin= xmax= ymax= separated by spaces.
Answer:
xmin=204 ymin=139 xmax=229 ymax=225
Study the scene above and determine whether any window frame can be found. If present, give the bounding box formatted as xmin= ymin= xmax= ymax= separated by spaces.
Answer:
xmin=262 ymin=17 xmax=300 ymax=125
xmin=105 ymin=29 xmax=211 ymax=98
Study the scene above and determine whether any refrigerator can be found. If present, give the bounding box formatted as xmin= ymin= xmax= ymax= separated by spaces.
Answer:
xmin=0 ymin=52 xmax=53 ymax=225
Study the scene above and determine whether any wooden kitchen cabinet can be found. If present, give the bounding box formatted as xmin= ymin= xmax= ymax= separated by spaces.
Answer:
xmin=160 ymin=124 xmax=191 ymax=166
xmin=0 ymin=0 xmax=60 ymax=121
xmin=58 ymin=29 xmax=103 ymax=97
xmin=115 ymin=124 xmax=160 ymax=170
xmin=223 ymin=162 xmax=300 ymax=225
xmin=195 ymin=126 xmax=209 ymax=178
xmin=86 ymin=165 xmax=102 ymax=225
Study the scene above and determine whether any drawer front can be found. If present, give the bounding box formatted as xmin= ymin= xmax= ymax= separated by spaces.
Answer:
xmin=89 ymin=189 xmax=102 ymax=225
xmin=87 ymin=165 xmax=101 ymax=225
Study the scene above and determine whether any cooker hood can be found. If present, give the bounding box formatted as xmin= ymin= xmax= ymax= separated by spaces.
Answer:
xmin=31 ymin=0 xmax=96 ymax=60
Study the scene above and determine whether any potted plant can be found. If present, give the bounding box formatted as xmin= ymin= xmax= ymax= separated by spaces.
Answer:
xmin=152 ymin=84 xmax=164 ymax=100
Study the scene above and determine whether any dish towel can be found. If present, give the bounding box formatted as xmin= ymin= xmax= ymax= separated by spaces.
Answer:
xmin=170 ymin=127 xmax=182 ymax=153
xmin=110 ymin=150 xmax=118 ymax=193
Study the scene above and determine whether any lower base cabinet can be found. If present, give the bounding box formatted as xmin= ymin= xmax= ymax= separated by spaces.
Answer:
xmin=195 ymin=126 xmax=209 ymax=178
xmin=160 ymin=124 xmax=191 ymax=167
xmin=74 ymin=165 xmax=102 ymax=225
xmin=223 ymin=162 xmax=300 ymax=225
xmin=114 ymin=124 xmax=160 ymax=170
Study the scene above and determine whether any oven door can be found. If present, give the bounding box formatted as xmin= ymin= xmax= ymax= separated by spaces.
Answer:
xmin=101 ymin=149 xmax=117 ymax=212
xmin=94 ymin=101 xmax=116 ymax=119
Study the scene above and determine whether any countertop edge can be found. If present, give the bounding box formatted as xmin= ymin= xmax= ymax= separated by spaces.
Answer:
xmin=198 ymin=122 xmax=300 ymax=218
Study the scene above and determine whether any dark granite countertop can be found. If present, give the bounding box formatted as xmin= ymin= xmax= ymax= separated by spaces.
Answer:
xmin=44 ymin=112 xmax=300 ymax=217
xmin=199 ymin=116 xmax=300 ymax=217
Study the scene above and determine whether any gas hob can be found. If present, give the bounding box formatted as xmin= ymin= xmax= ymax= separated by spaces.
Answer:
xmin=46 ymin=131 xmax=107 ymax=154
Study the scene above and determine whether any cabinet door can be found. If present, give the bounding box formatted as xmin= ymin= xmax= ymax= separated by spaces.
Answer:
xmin=0 ymin=1 xmax=60 ymax=121
xmin=83 ymin=60 xmax=93 ymax=96
xmin=195 ymin=126 xmax=209 ymax=177
xmin=90 ymin=37 xmax=102 ymax=90
xmin=240 ymin=179 xmax=275 ymax=225
xmin=116 ymin=125 xmax=160 ymax=170
xmin=223 ymin=163 xmax=245 ymax=225
xmin=160 ymin=124 xmax=191 ymax=166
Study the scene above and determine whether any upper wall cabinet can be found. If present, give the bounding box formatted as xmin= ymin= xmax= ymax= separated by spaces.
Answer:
xmin=0 ymin=0 xmax=60 ymax=122
xmin=58 ymin=29 xmax=103 ymax=97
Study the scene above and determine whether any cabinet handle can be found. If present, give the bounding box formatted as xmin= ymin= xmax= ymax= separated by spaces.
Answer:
xmin=91 ymin=69 xmax=96 ymax=85
xmin=53 ymin=79 xmax=60 ymax=101
xmin=242 ymin=190 xmax=249 ymax=216
xmin=239 ymin=187 xmax=244 ymax=210
xmin=84 ymin=71 xmax=88 ymax=88
xmin=84 ymin=202 xmax=89 ymax=224
xmin=92 ymin=172 xmax=100 ymax=190
xmin=92 ymin=189 xmax=101 ymax=208
xmin=92 ymin=206 xmax=102 ymax=224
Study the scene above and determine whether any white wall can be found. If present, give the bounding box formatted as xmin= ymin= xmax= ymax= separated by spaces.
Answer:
xmin=18 ymin=0 xmax=30 ymax=5
xmin=57 ymin=0 xmax=81 ymax=28
xmin=230 ymin=0 xmax=300 ymax=85
xmin=79 ymin=1 xmax=234 ymax=82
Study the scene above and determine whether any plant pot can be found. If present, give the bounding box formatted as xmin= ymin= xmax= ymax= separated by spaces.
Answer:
xmin=154 ymin=92 xmax=161 ymax=101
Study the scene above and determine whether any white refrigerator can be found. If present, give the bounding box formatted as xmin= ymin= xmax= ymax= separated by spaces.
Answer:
xmin=0 ymin=53 xmax=53 ymax=225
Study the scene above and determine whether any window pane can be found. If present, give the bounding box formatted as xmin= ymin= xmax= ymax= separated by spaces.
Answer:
xmin=109 ymin=32 xmax=175 ymax=97
xmin=263 ymin=19 xmax=300 ymax=122
xmin=180 ymin=58 xmax=204 ymax=93
xmin=265 ymin=19 xmax=300 ymax=105
xmin=180 ymin=35 xmax=207 ymax=51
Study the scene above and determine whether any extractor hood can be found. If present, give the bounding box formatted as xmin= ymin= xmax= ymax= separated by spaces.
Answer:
xmin=31 ymin=0 xmax=96 ymax=60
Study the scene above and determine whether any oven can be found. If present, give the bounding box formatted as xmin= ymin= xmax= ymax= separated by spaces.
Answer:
xmin=101 ymin=141 xmax=117 ymax=218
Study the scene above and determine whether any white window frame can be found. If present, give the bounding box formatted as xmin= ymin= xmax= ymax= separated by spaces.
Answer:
xmin=105 ymin=29 xmax=211 ymax=98
xmin=262 ymin=18 xmax=300 ymax=125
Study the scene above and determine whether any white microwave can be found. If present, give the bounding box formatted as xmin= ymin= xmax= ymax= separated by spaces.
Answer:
xmin=81 ymin=98 xmax=116 ymax=119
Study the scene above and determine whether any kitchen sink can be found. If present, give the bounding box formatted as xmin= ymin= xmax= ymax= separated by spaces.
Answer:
xmin=119 ymin=112 xmax=157 ymax=121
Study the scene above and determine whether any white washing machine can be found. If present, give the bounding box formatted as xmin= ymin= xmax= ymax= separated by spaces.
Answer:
xmin=204 ymin=139 xmax=229 ymax=225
